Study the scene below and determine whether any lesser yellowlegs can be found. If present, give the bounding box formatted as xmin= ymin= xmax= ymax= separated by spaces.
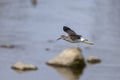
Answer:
xmin=57 ymin=26 xmax=94 ymax=45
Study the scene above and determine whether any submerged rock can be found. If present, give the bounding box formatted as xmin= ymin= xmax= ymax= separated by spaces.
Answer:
xmin=47 ymin=40 xmax=54 ymax=43
xmin=0 ymin=44 xmax=16 ymax=48
xmin=11 ymin=62 xmax=38 ymax=71
xmin=47 ymin=47 xmax=86 ymax=68
xmin=45 ymin=48 xmax=50 ymax=51
xmin=87 ymin=56 xmax=101 ymax=64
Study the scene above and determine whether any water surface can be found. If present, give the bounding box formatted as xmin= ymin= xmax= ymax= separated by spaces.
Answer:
xmin=0 ymin=0 xmax=120 ymax=80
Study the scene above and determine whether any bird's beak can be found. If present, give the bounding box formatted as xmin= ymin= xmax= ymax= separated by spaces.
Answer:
xmin=57 ymin=37 xmax=61 ymax=40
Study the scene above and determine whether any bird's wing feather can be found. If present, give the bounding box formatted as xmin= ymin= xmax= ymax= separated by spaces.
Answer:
xmin=70 ymin=35 xmax=81 ymax=40
xmin=63 ymin=26 xmax=77 ymax=36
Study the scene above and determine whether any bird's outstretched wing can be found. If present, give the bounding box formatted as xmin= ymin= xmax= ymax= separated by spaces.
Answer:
xmin=63 ymin=26 xmax=81 ymax=40
xmin=63 ymin=26 xmax=77 ymax=36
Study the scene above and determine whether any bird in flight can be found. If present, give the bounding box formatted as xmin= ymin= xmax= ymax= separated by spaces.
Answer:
xmin=57 ymin=26 xmax=94 ymax=45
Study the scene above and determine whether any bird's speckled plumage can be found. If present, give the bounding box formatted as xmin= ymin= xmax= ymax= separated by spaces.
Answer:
xmin=57 ymin=26 xmax=94 ymax=45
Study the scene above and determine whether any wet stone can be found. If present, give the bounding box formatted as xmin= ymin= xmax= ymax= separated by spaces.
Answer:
xmin=0 ymin=44 xmax=16 ymax=48
xmin=11 ymin=62 xmax=38 ymax=71
xmin=47 ymin=47 xmax=86 ymax=68
xmin=87 ymin=56 xmax=101 ymax=64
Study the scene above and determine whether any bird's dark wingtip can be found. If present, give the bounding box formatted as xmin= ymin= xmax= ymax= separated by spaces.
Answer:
xmin=63 ymin=26 xmax=70 ymax=31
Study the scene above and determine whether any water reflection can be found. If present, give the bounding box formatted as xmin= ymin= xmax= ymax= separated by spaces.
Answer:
xmin=48 ymin=66 xmax=85 ymax=80
xmin=12 ymin=69 xmax=37 ymax=74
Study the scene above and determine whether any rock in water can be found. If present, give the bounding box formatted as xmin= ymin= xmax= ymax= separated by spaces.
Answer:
xmin=47 ymin=47 xmax=86 ymax=68
xmin=11 ymin=62 xmax=38 ymax=71
xmin=87 ymin=56 xmax=101 ymax=64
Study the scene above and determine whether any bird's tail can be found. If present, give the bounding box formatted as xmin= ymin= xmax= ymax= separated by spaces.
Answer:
xmin=82 ymin=40 xmax=94 ymax=45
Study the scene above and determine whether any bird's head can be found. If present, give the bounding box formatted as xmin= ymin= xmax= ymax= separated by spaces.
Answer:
xmin=57 ymin=35 xmax=67 ymax=40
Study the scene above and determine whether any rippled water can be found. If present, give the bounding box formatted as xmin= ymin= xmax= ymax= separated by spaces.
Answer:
xmin=0 ymin=0 xmax=120 ymax=80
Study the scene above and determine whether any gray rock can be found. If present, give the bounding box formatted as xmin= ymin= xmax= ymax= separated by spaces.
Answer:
xmin=11 ymin=62 xmax=38 ymax=71
xmin=47 ymin=47 xmax=86 ymax=68
xmin=87 ymin=56 xmax=101 ymax=64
